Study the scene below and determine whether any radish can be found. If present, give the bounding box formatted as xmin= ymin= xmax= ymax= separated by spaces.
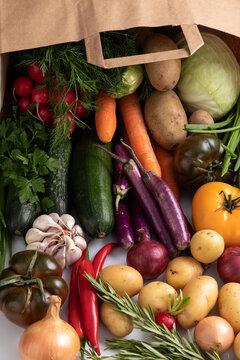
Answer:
xmin=18 ymin=97 xmax=32 ymax=112
xmin=37 ymin=104 xmax=52 ymax=124
xmin=73 ymin=100 xmax=87 ymax=118
xmin=65 ymin=90 xmax=76 ymax=106
xmin=13 ymin=76 xmax=32 ymax=97
xmin=28 ymin=63 xmax=45 ymax=83
xmin=155 ymin=290 xmax=190 ymax=331
xmin=32 ymin=85 xmax=49 ymax=105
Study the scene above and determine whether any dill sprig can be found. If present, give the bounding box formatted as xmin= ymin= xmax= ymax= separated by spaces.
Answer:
xmin=83 ymin=274 xmax=221 ymax=360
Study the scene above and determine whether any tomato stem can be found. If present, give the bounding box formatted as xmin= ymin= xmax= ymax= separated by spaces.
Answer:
xmin=216 ymin=190 xmax=240 ymax=213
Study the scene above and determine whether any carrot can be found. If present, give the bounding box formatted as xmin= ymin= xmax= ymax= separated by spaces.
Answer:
xmin=95 ymin=90 xmax=117 ymax=143
xmin=118 ymin=92 xmax=161 ymax=177
xmin=151 ymin=138 xmax=180 ymax=199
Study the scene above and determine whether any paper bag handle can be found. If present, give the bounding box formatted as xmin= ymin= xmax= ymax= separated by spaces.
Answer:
xmin=84 ymin=24 xmax=204 ymax=69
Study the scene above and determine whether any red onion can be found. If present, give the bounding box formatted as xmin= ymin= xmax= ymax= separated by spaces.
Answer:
xmin=217 ymin=246 xmax=240 ymax=283
xmin=127 ymin=239 xmax=169 ymax=279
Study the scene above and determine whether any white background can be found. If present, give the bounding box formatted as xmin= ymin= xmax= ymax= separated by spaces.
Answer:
xmin=0 ymin=192 xmax=236 ymax=359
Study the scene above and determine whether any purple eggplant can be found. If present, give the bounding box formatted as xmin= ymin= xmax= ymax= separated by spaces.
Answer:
xmin=114 ymin=197 xmax=135 ymax=249
xmin=113 ymin=143 xmax=131 ymax=209
xmin=130 ymin=191 xmax=151 ymax=243
xmin=121 ymin=141 xmax=191 ymax=251
xmin=93 ymin=144 xmax=177 ymax=258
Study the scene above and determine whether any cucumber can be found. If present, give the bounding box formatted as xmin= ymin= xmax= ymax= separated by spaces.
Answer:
xmin=5 ymin=185 xmax=36 ymax=236
xmin=46 ymin=138 xmax=72 ymax=215
xmin=70 ymin=130 xmax=114 ymax=238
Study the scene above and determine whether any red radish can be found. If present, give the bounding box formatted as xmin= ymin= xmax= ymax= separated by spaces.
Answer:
xmin=52 ymin=113 xmax=75 ymax=135
xmin=155 ymin=290 xmax=190 ymax=331
xmin=28 ymin=63 xmax=45 ymax=83
xmin=13 ymin=76 xmax=32 ymax=97
xmin=65 ymin=90 xmax=76 ymax=106
xmin=32 ymin=85 xmax=49 ymax=105
xmin=37 ymin=104 xmax=52 ymax=124
xmin=73 ymin=101 xmax=87 ymax=118
xmin=18 ymin=97 xmax=32 ymax=112
xmin=68 ymin=112 xmax=76 ymax=134
xmin=155 ymin=312 xmax=177 ymax=331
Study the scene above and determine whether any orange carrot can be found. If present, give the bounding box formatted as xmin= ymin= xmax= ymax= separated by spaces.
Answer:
xmin=118 ymin=92 xmax=161 ymax=177
xmin=151 ymin=138 xmax=180 ymax=199
xmin=95 ymin=91 xmax=117 ymax=143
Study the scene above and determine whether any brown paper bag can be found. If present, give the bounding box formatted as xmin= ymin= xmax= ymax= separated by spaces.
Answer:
xmin=0 ymin=0 xmax=239 ymax=68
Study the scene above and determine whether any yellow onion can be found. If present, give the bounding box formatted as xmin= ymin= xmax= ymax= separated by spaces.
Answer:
xmin=19 ymin=295 xmax=80 ymax=360
xmin=194 ymin=316 xmax=234 ymax=354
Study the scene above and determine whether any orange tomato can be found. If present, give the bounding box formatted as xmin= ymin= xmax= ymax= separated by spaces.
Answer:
xmin=192 ymin=181 xmax=240 ymax=247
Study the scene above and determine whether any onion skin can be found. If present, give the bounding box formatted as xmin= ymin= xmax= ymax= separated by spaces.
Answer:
xmin=217 ymin=247 xmax=240 ymax=283
xmin=194 ymin=316 xmax=234 ymax=354
xmin=127 ymin=239 xmax=169 ymax=279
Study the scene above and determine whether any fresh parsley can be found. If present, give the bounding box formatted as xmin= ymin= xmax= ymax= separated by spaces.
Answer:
xmin=0 ymin=106 xmax=61 ymax=212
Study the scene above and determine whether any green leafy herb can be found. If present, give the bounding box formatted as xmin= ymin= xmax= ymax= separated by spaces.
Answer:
xmin=0 ymin=107 xmax=60 ymax=212
xmin=83 ymin=274 xmax=221 ymax=360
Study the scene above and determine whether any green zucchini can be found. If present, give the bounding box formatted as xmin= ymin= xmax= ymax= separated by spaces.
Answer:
xmin=5 ymin=185 xmax=36 ymax=236
xmin=45 ymin=138 xmax=72 ymax=215
xmin=70 ymin=130 xmax=114 ymax=238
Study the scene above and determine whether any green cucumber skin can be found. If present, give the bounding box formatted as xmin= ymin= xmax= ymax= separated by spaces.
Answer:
xmin=46 ymin=138 xmax=72 ymax=215
xmin=5 ymin=186 xmax=36 ymax=236
xmin=71 ymin=130 xmax=114 ymax=238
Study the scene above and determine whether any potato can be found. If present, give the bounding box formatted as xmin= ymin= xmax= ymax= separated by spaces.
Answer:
xmin=138 ymin=281 xmax=177 ymax=315
xmin=177 ymin=275 xmax=218 ymax=329
xmin=234 ymin=331 xmax=240 ymax=359
xmin=100 ymin=264 xmax=143 ymax=297
xmin=144 ymin=90 xmax=187 ymax=150
xmin=190 ymin=229 xmax=225 ymax=263
xmin=165 ymin=256 xmax=203 ymax=290
xmin=218 ymin=282 xmax=240 ymax=333
xmin=100 ymin=301 xmax=133 ymax=337
xmin=143 ymin=33 xmax=181 ymax=91
xmin=188 ymin=110 xmax=214 ymax=125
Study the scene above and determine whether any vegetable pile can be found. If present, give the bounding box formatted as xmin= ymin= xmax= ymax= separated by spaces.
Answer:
xmin=0 ymin=26 xmax=240 ymax=360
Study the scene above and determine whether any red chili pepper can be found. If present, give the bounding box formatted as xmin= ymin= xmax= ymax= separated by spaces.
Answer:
xmin=92 ymin=242 xmax=117 ymax=278
xmin=78 ymin=259 xmax=101 ymax=356
xmin=68 ymin=249 xmax=86 ymax=338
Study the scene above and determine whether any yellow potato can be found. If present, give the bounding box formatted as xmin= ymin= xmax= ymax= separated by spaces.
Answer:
xmin=234 ymin=331 xmax=240 ymax=359
xmin=144 ymin=90 xmax=187 ymax=151
xmin=190 ymin=229 xmax=225 ymax=263
xmin=218 ymin=282 xmax=240 ymax=333
xmin=100 ymin=264 xmax=143 ymax=297
xmin=188 ymin=110 xmax=214 ymax=125
xmin=143 ymin=33 xmax=181 ymax=91
xmin=177 ymin=275 xmax=218 ymax=329
xmin=100 ymin=301 xmax=133 ymax=337
xmin=138 ymin=281 xmax=177 ymax=315
xmin=165 ymin=256 xmax=203 ymax=290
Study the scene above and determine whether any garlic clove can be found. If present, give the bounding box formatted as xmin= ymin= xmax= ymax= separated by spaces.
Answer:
xmin=65 ymin=235 xmax=77 ymax=253
xmin=59 ymin=214 xmax=75 ymax=230
xmin=48 ymin=213 xmax=60 ymax=222
xmin=72 ymin=224 xmax=84 ymax=237
xmin=26 ymin=242 xmax=47 ymax=252
xmin=66 ymin=247 xmax=83 ymax=267
xmin=25 ymin=228 xmax=50 ymax=244
xmin=33 ymin=214 xmax=63 ymax=232
xmin=74 ymin=236 xmax=87 ymax=251
xmin=53 ymin=246 xmax=66 ymax=269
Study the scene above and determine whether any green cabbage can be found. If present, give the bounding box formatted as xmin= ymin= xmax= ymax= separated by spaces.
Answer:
xmin=176 ymin=33 xmax=240 ymax=120
xmin=109 ymin=65 xmax=143 ymax=98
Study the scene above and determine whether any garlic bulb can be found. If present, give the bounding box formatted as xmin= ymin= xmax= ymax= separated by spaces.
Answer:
xmin=19 ymin=295 xmax=80 ymax=360
xmin=25 ymin=213 xmax=87 ymax=268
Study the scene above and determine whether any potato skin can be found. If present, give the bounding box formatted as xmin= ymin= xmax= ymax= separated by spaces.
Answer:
xmin=143 ymin=33 xmax=181 ymax=91
xmin=190 ymin=229 xmax=225 ymax=263
xmin=177 ymin=275 xmax=218 ymax=329
xmin=234 ymin=331 xmax=240 ymax=359
xmin=218 ymin=282 xmax=240 ymax=333
xmin=144 ymin=90 xmax=187 ymax=150
xmin=188 ymin=110 xmax=214 ymax=125
xmin=138 ymin=281 xmax=177 ymax=315
xmin=100 ymin=301 xmax=133 ymax=337
xmin=99 ymin=264 xmax=143 ymax=297
xmin=165 ymin=256 xmax=203 ymax=290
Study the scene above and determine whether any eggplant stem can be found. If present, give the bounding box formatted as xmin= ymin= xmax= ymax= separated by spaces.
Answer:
xmin=120 ymin=139 xmax=147 ymax=175
xmin=93 ymin=144 xmax=126 ymax=164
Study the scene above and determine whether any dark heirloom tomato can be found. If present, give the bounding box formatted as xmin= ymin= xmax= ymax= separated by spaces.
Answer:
xmin=173 ymin=133 xmax=224 ymax=189
xmin=0 ymin=250 xmax=68 ymax=328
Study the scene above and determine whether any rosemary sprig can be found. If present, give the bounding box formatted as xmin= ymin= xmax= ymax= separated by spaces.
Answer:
xmin=84 ymin=274 xmax=221 ymax=360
